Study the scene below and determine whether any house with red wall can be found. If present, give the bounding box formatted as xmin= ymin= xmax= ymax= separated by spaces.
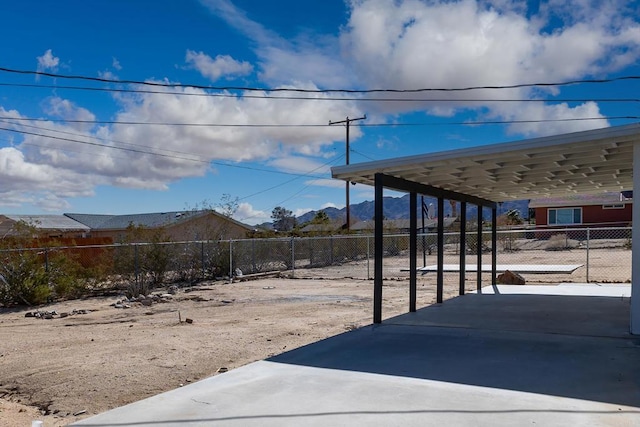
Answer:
xmin=529 ymin=191 xmax=632 ymax=229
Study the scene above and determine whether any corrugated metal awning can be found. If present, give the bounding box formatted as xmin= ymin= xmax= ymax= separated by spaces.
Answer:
xmin=332 ymin=123 xmax=640 ymax=202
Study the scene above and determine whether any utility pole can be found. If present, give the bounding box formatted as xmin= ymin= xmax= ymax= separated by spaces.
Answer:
xmin=329 ymin=115 xmax=366 ymax=231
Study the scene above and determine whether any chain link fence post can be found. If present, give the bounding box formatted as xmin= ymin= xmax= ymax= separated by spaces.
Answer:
xmin=290 ymin=237 xmax=295 ymax=277
xmin=585 ymin=228 xmax=590 ymax=283
xmin=200 ymin=241 xmax=205 ymax=280
xmin=252 ymin=239 xmax=256 ymax=274
xmin=134 ymin=243 xmax=139 ymax=291
xmin=367 ymin=235 xmax=371 ymax=280
xmin=230 ymin=240 xmax=235 ymax=279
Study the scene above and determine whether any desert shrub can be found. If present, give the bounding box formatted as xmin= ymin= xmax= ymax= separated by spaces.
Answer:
xmin=203 ymin=241 xmax=232 ymax=277
xmin=384 ymin=235 xmax=408 ymax=256
xmin=47 ymin=250 xmax=91 ymax=300
xmin=545 ymin=234 xmax=574 ymax=251
xmin=498 ymin=232 xmax=521 ymax=252
xmin=0 ymin=249 xmax=51 ymax=306
xmin=173 ymin=242 xmax=204 ymax=284
xmin=139 ymin=241 xmax=173 ymax=286
xmin=465 ymin=234 xmax=491 ymax=255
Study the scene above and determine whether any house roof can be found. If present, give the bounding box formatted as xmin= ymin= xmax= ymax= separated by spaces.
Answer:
xmin=65 ymin=210 xmax=253 ymax=231
xmin=299 ymin=223 xmax=339 ymax=233
xmin=528 ymin=191 xmax=633 ymax=208
xmin=2 ymin=215 xmax=90 ymax=232
xmin=332 ymin=123 xmax=640 ymax=203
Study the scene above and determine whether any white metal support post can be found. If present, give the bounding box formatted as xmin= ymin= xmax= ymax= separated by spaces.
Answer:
xmin=632 ymin=142 xmax=640 ymax=334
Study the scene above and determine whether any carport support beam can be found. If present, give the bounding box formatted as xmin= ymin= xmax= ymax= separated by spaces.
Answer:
xmin=459 ymin=201 xmax=466 ymax=295
xmin=477 ymin=205 xmax=482 ymax=291
xmin=437 ymin=197 xmax=444 ymax=303
xmin=374 ymin=174 xmax=384 ymax=324
xmin=632 ymin=143 xmax=640 ymax=334
xmin=492 ymin=206 xmax=497 ymax=286
xmin=410 ymin=192 xmax=417 ymax=312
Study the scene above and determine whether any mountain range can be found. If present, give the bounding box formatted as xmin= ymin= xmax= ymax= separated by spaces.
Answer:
xmin=294 ymin=194 xmax=529 ymax=226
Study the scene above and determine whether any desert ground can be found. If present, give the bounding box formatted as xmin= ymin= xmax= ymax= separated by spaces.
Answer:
xmin=0 ymin=248 xmax=630 ymax=426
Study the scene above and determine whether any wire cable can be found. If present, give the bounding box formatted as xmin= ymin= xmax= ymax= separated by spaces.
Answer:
xmin=1 ymin=82 xmax=640 ymax=103
xmin=0 ymin=126 xmax=330 ymax=179
xmin=2 ymin=66 xmax=640 ymax=93
xmin=1 ymin=115 xmax=634 ymax=128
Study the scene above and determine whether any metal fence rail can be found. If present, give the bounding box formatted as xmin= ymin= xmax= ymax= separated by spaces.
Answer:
xmin=0 ymin=227 xmax=632 ymax=299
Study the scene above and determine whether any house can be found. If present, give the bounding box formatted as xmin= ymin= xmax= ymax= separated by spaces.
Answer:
xmin=298 ymin=223 xmax=341 ymax=235
xmin=0 ymin=210 xmax=254 ymax=243
xmin=529 ymin=191 xmax=632 ymax=229
xmin=66 ymin=210 xmax=253 ymax=242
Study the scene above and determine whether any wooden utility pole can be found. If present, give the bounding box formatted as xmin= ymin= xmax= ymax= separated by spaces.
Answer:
xmin=329 ymin=115 xmax=366 ymax=231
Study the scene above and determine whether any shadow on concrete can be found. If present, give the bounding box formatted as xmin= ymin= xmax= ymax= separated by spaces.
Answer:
xmin=269 ymin=291 xmax=640 ymax=407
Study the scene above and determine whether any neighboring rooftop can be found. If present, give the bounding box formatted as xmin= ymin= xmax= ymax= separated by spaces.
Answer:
xmin=528 ymin=191 xmax=633 ymax=208
xmin=0 ymin=214 xmax=89 ymax=234
xmin=65 ymin=211 xmax=209 ymax=230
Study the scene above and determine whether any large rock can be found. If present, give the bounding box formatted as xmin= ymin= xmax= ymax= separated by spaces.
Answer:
xmin=497 ymin=270 xmax=525 ymax=285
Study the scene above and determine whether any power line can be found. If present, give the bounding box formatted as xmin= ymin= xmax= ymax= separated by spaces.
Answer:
xmin=2 ymin=82 xmax=640 ymax=103
xmin=1 ymin=115 xmax=634 ymax=128
xmin=2 ymin=66 xmax=640 ymax=93
xmin=0 ymin=119 xmax=207 ymax=159
xmin=0 ymin=126 xmax=329 ymax=179
xmin=239 ymin=154 xmax=345 ymax=202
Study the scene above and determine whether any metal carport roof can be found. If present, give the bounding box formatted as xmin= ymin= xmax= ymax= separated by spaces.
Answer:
xmin=332 ymin=123 xmax=640 ymax=202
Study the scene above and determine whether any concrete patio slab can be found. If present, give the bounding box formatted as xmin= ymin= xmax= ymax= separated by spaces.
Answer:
xmin=74 ymin=284 xmax=640 ymax=427
xmin=413 ymin=264 xmax=584 ymax=274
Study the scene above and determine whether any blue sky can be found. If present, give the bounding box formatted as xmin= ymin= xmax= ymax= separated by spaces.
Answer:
xmin=1 ymin=0 xmax=640 ymax=225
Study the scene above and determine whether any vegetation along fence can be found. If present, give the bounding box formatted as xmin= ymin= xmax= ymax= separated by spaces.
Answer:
xmin=0 ymin=226 xmax=631 ymax=306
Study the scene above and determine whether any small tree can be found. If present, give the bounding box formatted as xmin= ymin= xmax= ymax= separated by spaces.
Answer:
xmin=312 ymin=210 xmax=330 ymax=224
xmin=272 ymin=206 xmax=296 ymax=232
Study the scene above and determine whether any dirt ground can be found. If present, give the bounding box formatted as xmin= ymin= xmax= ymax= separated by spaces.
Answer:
xmin=0 ymin=245 xmax=631 ymax=426
xmin=0 ymin=272 xmax=479 ymax=427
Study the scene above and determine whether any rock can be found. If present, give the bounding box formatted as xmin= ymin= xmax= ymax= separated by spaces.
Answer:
xmin=140 ymin=299 xmax=153 ymax=306
xmin=497 ymin=270 xmax=526 ymax=285
xmin=168 ymin=285 xmax=178 ymax=294
xmin=25 ymin=312 xmax=34 ymax=317
xmin=59 ymin=312 xmax=69 ymax=318
xmin=185 ymin=318 xmax=194 ymax=324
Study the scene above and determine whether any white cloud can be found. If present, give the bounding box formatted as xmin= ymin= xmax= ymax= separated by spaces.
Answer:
xmin=185 ymin=50 xmax=253 ymax=81
xmin=338 ymin=0 xmax=640 ymax=132
xmin=305 ymin=178 xmax=345 ymax=189
xmin=490 ymin=100 xmax=609 ymax=137
xmin=43 ymin=97 xmax=96 ymax=132
xmin=0 ymin=146 xmax=98 ymax=209
xmin=99 ymin=70 xmax=118 ymax=80
xmin=36 ymin=49 xmax=59 ymax=72
xmin=235 ymin=202 xmax=269 ymax=225
xmin=199 ymin=0 xmax=353 ymax=87
xmin=267 ymin=155 xmax=337 ymax=175
xmin=112 ymin=57 xmax=122 ymax=70
xmin=321 ymin=202 xmax=341 ymax=209
xmin=202 ymin=0 xmax=640 ymax=136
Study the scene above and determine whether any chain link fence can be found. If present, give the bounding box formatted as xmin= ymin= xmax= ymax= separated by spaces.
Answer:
xmin=0 ymin=226 xmax=632 ymax=304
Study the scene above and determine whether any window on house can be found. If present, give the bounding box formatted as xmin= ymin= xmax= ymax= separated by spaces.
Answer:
xmin=603 ymin=204 xmax=625 ymax=209
xmin=548 ymin=208 xmax=582 ymax=225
